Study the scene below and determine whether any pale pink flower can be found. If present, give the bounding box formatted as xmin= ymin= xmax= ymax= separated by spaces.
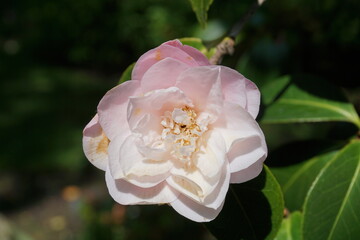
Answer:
xmin=83 ymin=40 xmax=267 ymax=222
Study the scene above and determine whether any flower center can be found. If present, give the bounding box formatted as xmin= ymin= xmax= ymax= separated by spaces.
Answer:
xmin=161 ymin=106 xmax=207 ymax=166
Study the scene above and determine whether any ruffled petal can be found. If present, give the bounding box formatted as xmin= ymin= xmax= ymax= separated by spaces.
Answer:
xmin=176 ymin=66 xmax=223 ymax=122
xmin=132 ymin=44 xmax=200 ymax=81
xmin=127 ymin=87 xmax=193 ymax=135
xmin=163 ymin=40 xmax=210 ymax=66
xmin=82 ymin=114 xmax=109 ymax=171
xmin=212 ymin=102 xmax=267 ymax=173
xmin=219 ymin=66 xmax=260 ymax=119
xmin=106 ymin=170 xmax=179 ymax=205
xmin=230 ymin=159 xmax=264 ymax=183
xmin=245 ymin=79 xmax=261 ymax=119
xmin=196 ymin=130 xmax=227 ymax=179
xmin=140 ymin=58 xmax=190 ymax=93
xmin=227 ymin=135 xmax=266 ymax=172
xmin=170 ymin=194 xmax=225 ymax=222
xmin=97 ymin=80 xmax=141 ymax=140
xmin=167 ymin=164 xmax=219 ymax=204
xmin=109 ymin=134 xmax=173 ymax=187
xmin=202 ymin=162 xmax=230 ymax=210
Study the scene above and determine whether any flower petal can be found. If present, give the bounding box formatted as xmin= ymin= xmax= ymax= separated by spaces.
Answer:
xmin=227 ymin=135 xmax=266 ymax=173
xmin=97 ymin=80 xmax=141 ymax=140
xmin=163 ymin=40 xmax=210 ymax=66
xmin=167 ymin=165 xmax=219 ymax=204
xmin=202 ymin=162 xmax=230 ymax=210
xmin=127 ymin=87 xmax=193 ymax=135
xmin=140 ymin=58 xmax=190 ymax=93
xmin=82 ymin=114 xmax=109 ymax=171
xmin=230 ymin=159 xmax=264 ymax=183
xmin=220 ymin=66 xmax=260 ymax=118
xmin=132 ymin=44 xmax=200 ymax=81
xmin=176 ymin=66 xmax=223 ymax=122
xmin=196 ymin=130 xmax=227 ymax=179
xmin=106 ymin=170 xmax=179 ymax=205
xmin=170 ymin=194 xmax=225 ymax=222
xmin=245 ymin=79 xmax=261 ymax=119
xmin=213 ymin=102 xmax=267 ymax=173
xmin=108 ymin=134 xmax=173 ymax=187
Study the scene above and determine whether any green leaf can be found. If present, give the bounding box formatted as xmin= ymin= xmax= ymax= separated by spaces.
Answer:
xmin=272 ymin=150 xmax=337 ymax=211
xmin=187 ymin=0 xmax=214 ymax=28
xmin=274 ymin=211 xmax=303 ymax=240
xmin=118 ymin=62 xmax=135 ymax=84
xmin=261 ymin=75 xmax=290 ymax=106
xmin=205 ymin=165 xmax=284 ymax=240
xmin=261 ymin=75 xmax=360 ymax=128
xmin=179 ymin=37 xmax=216 ymax=59
xmin=303 ymin=140 xmax=360 ymax=240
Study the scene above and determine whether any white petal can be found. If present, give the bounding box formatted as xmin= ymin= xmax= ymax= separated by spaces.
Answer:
xmin=109 ymin=134 xmax=173 ymax=187
xmin=170 ymin=194 xmax=225 ymax=222
xmin=213 ymin=102 xmax=267 ymax=173
xmin=82 ymin=114 xmax=108 ymax=171
xmin=196 ymin=130 xmax=227 ymax=179
xmin=228 ymin=135 xmax=267 ymax=173
xmin=167 ymin=165 xmax=219 ymax=204
xmin=202 ymin=162 xmax=230 ymax=210
xmin=106 ymin=170 xmax=179 ymax=204
xmin=230 ymin=159 xmax=264 ymax=183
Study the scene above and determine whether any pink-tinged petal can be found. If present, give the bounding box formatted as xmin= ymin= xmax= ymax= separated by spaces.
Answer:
xmin=230 ymin=159 xmax=264 ymax=183
xmin=176 ymin=66 xmax=223 ymax=122
xmin=132 ymin=44 xmax=200 ymax=81
xmin=220 ymin=67 xmax=247 ymax=109
xmin=220 ymin=66 xmax=260 ymax=118
xmin=203 ymin=162 xmax=230 ymax=210
xmin=97 ymin=80 xmax=141 ymax=140
xmin=140 ymin=58 xmax=190 ymax=93
xmin=127 ymin=87 xmax=193 ymax=135
xmin=163 ymin=40 xmax=211 ymax=66
xmin=182 ymin=45 xmax=211 ymax=66
xmin=106 ymin=170 xmax=179 ymax=205
xmin=213 ymin=102 xmax=267 ymax=173
xmin=196 ymin=130 xmax=227 ymax=179
xmin=109 ymin=134 xmax=173 ymax=187
xmin=162 ymin=39 xmax=183 ymax=48
xmin=82 ymin=114 xmax=109 ymax=171
xmin=170 ymin=194 xmax=225 ymax=222
xmin=245 ymin=80 xmax=261 ymax=119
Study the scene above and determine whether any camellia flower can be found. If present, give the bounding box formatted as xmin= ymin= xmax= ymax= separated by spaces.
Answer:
xmin=83 ymin=40 xmax=267 ymax=222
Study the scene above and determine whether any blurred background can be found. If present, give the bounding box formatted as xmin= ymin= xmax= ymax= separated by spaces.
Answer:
xmin=0 ymin=0 xmax=359 ymax=239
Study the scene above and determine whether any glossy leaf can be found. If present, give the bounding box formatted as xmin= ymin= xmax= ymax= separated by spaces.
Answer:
xmin=261 ymin=76 xmax=360 ymax=128
xmin=205 ymin=165 xmax=284 ymax=240
xmin=179 ymin=37 xmax=216 ymax=59
xmin=118 ymin=62 xmax=135 ymax=84
xmin=261 ymin=75 xmax=290 ymax=106
xmin=187 ymin=0 xmax=214 ymax=28
xmin=271 ymin=150 xmax=337 ymax=211
xmin=303 ymin=140 xmax=360 ymax=240
xmin=274 ymin=211 xmax=303 ymax=240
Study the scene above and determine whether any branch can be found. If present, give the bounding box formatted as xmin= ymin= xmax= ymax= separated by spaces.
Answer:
xmin=209 ymin=0 xmax=266 ymax=65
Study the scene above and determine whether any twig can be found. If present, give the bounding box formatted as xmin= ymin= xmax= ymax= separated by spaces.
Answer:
xmin=209 ymin=0 xmax=266 ymax=65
